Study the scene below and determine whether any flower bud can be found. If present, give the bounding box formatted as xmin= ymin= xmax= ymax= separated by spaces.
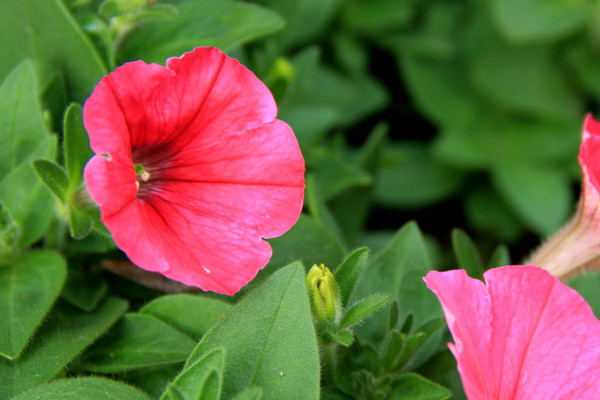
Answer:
xmin=528 ymin=114 xmax=600 ymax=278
xmin=306 ymin=264 xmax=341 ymax=325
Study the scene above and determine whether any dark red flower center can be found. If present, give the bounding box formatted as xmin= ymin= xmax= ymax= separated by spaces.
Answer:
xmin=131 ymin=143 xmax=175 ymax=200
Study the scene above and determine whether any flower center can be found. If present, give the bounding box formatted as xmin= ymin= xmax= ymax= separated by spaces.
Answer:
xmin=131 ymin=143 xmax=175 ymax=199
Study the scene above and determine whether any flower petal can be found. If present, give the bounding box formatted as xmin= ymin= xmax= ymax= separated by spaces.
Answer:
xmin=83 ymin=61 xmax=174 ymax=156
xmin=156 ymin=47 xmax=277 ymax=148
xmin=424 ymin=266 xmax=600 ymax=400
xmin=83 ymin=154 xmax=137 ymax=217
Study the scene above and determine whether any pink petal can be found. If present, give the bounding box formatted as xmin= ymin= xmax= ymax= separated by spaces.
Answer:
xmin=83 ymin=61 xmax=174 ymax=156
xmin=424 ymin=266 xmax=600 ymax=400
xmin=579 ymin=114 xmax=600 ymax=196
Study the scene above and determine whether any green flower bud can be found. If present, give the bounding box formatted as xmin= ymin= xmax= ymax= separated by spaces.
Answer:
xmin=307 ymin=264 xmax=342 ymax=325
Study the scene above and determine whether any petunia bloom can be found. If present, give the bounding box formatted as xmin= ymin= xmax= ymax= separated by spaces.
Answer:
xmin=424 ymin=266 xmax=600 ymax=400
xmin=527 ymin=114 xmax=600 ymax=278
xmin=83 ymin=47 xmax=304 ymax=295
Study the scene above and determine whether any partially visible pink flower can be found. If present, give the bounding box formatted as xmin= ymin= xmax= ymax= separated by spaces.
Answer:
xmin=528 ymin=114 xmax=600 ymax=278
xmin=424 ymin=266 xmax=600 ymax=400
xmin=83 ymin=47 xmax=304 ymax=295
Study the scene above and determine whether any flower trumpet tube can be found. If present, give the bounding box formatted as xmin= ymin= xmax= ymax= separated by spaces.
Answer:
xmin=83 ymin=47 xmax=305 ymax=295
xmin=527 ymin=114 xmax=600 ymax=279
xmin=424 ymin=266 xmax=600 ymax=400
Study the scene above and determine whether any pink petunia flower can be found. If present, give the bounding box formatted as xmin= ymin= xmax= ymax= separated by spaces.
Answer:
xmin=424 ymin=266 xmax=600 ymax=400
xmin=527 ymin=114 xmax=600 ymax=278
xmin=83 ymin=47 xmax=305 ymax=295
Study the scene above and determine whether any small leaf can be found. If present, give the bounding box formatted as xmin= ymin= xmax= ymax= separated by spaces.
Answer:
xmin=326 ymin=330 xmax=354 ymax=347
xmin=390 ymin=373 xmax=452 ymax=400
xmin=68 ymin=206 xmax=93 ymax=239
xmin=451 ymin=229 xmax=485 ymax=279
xmin=63 ymin=103 xmax=93 ymax=189
xmin=381 ymin=329 xmax=405 ymax=371
xmin=487 ymin=245 xmax=511 ymax=269
xmin=140 ymin=294 xmax=231 ymax=339
xmin=334 ymin=247 xmax=369 ymax=308
xmin=32 ymin=159 xmax=69 ymax=204
xmin=160 ymin=348 xmax=224 ymax=400
xmin=0 ymin=251 xmax=66 ymax=360
xmin=81 ymin=313 xmax=196 ymax=373
xmin=340 ymin=294 xmax=392 ymax=330
xmin=12 ymin=376 xmax=152 ymax=400
xmin=232 ymin=387 xmax=264 ymax=400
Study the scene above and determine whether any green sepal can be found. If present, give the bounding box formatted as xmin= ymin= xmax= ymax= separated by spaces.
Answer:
xmin=32 ymin=159 xmax=69 ymax=204
xmin=325 ymin=329 xmax=354 ymax=347
xmin=68 ymin=206 xmax=93 ymax=239
xmin=63 ymin=103 xmax=93 ymax=189
xmin=334 ymin=247 xmax=369 ymax=308
xmin=339 ymin=294 xmax=391 ymax=330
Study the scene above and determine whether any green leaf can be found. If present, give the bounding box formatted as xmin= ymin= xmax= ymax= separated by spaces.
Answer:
xmin=121 ymin=365 xmax=182 ymax=399
xmin=326 ymin=329 xmax=354 ymax=347
xmin=0 ymin=61 xmax=50 ymax=179
xmin=81 ymin=313 xmax=196 ymax=373
xmin=389 ymin=373 xmax=451 ymax=400
xmin=118 ymin=0 xmax=284 ymax=64
xmin=252 ymin=215 xmax=344 ymax=293
xmin=232 ymin=387 xmax=264 ymax=400
xmin=305 ymin=175 xmax=345 ymax=246
xmin=398 ymin=54 xmax=480 ymax=127
xmin=185 ymin=262 xmax=320 ymax=399
xmin=451 ymin=229 xmax=485 ymax=279
xmin=374 ymin=142 xmax=464 ymax=207
xmin=0 ymin=0 xmax=106 ymax=102
xmin=32 ymin=160 xmax=69 ymax=204
xmin=12 ymin=377 xmax=152 ymax=400
xmin=140 ymin=294 xmax=231 ymax=339
xmin=568 ymin=271 xmax=600 ymax=319
xmin=161 ymin=348 xmax=224 ymax=400
xmin=334 ymin=247 xmax=369 ymax=308
xmin=69 ymin=206 xmax=94 ymax=239
xmin=340 ymin=294 xmax=392 ymax=330
xmin=492 ymin=0 xmax=587 ymax=43
xmin=0 ymin=137 xmax=56 ymax=247
xmin=310 ymin=150 xmax=371 ymax=201
xmin=487 ymin=245 xmax=511 ymax=269
xmin=341 ymin=0 xmax=415 ymax=34
xmin=0 ymin=251 xmax=66 ymax=360
xmin=353 ymin=222 xmax=442 ymax=341
xmin=492 ymin=163 xmax=571 ymax=235
xmin=250 ymin=0 xmax=339 ymax=50
xmin=61 ymin=265 xmax=108 ymax=312
xmin=463 ymin=17 xmax=581 ymax=119
xmin=0 ymin=297 xmax=128 ymax=399
xmin=63 ymin=103 xmax=93 ymax=189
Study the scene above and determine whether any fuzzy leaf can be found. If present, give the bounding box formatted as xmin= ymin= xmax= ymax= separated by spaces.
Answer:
xmin=140 ymin=294 xmax=231 ymax=339
xmin=0 ymin=297 xmax=128 ymax=399
xmin=334 ymin=247 xmax=369 ymax=307
xmin=32 ymin=159 xmax=69 ymax=204
xmin=340 ymin=294 xmax=392 ymax=330
xmin=63 ymin=103 xmax=93 ymax=189
xmin=82 ymin=313 xmax=196 ymax=373
xmin=0 ymin=251 xmax=66 ymax=360
xmin=161 ymin=348 xmax=224 ymax=400
xmin=12 ymin=377 xmax=152 ymax=400
xmin=185 ymin=262 xmax=320 ymax=399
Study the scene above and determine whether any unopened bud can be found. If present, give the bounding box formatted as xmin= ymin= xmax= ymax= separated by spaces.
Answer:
xmin=307 ymin=264 xmax=341 ymax=325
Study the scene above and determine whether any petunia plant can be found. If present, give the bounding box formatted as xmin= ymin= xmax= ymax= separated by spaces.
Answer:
xmin=2 ymin=1 xmax=600 ymax=400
